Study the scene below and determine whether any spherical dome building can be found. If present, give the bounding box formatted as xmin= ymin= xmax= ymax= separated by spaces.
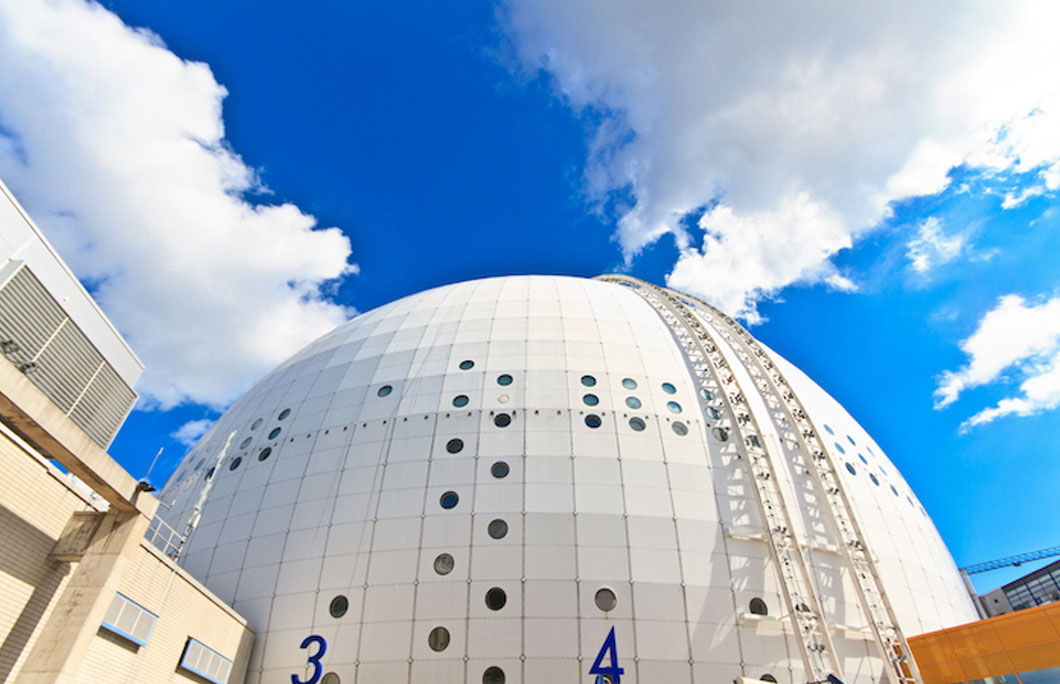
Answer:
xmin=158 ymin=275 xmax=976 ymax=684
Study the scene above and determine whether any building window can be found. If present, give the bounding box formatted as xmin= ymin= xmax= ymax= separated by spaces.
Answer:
xmin=583 ymin=393 xmax=599 ymax=406
xmin=453 ymin=394 xmax=469 ymax=407
xmin=428 ymin=627 xmax=450 ymax=652
xmin=661 ymin=382 xmax=676 ymax=394
xmin=101 ymin=593 xmax=157 ymax=647
xmin=459 ymin=359 xmax=475 ymax=370
xmin=621 ymin=378 xmax=637 ymax=390
xmin=179 ymin=637 xmax=233 ymax=684
xmin=497 ymin=374 xmax=513 ymax=386
xmin=440 ymin=491 xmax=460 ymax=509
xmin=585 ymin=414 xmax=602 ymax=428
xmin=581 ymin=374 xmax=596 ymax=387
xmin=595 ymin=588 xmax=617 ymax=612
xmin=377 ymin=385 xmax=393 ymax=397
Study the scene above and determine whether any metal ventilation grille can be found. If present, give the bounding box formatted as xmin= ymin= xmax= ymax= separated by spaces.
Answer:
xmin=180 ymin=638 xmax=233 ymax=684
xmin=0 ymin=265 xmax=137 ymax=446
xmin=101 ymin=593 xmax=157 ymax=647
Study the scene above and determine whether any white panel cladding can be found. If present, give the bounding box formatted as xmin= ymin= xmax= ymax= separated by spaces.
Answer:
xmin=159 ymin=275 xmax=976 ymax=684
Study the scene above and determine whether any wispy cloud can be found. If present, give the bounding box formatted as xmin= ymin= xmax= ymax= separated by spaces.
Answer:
xmin=502 ymin=0 xmax=1060 ymax=319
xmin=0 ymin=0 xmax=356 ymax=409
xmin=171 ymin=419 xmax=214 ymax=446
xmin=935 ymin=294 xmax=1060 ymax=428
xmin=906 ymin=217 xmax=965 ymax=274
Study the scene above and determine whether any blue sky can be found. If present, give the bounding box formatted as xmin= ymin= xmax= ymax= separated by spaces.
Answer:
xmin=1 ymin=0 xmax=1058 ymax=593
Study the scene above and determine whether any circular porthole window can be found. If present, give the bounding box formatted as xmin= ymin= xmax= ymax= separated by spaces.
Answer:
xmin=580 ymin=375 xmax=596 ymax=387
xmin=667 ymin=401 xmax=682 ymax=414
xmin=661 ymin=382 xmax=676 ymax=394
xmin=848 ymin=435 xmax=857 ymax=446
xmin=706 ymin=407 xmax=721 ymax=419
xmin=229 ymin=457 xmax=242 ymax=471
xmin=750 ymin=597 xmax=768 ymax=615
xmin=459 ymin=360 xmax=475 ymax=370
xmin=487 ymin=519 xmax=508 ymax=539
xmin=446 ymin=439 xmax=464 ymax=454
xmin=329 ymin=595 xmax=349 ymax=618
xmin=377 ymin=385 xmax=393 ymax=397
xmin=621 ymin=378 xmax=637 ymax=390
xmin=278 ymin=408 xmax=291 ymax=420
xmin=672 ymin=422 xmax=688 ymax=436
xmin=321 ymin=674 xmax=340 ymax=684
xmin=761 ymin=675 xmax=777 ymax=683
xmin=595 ymin=588 xmax=617 ymax=612
xmin=845 ymin=463 xmax=857 ymax=476
xmin=834 ymin=442 xmax=846 ymax=454
xmin=859 ymin=453 xmax=868 ymax=464
xmin=433 ymin=553 xmax=455 ymax=575
xmin=891 ymin=485 xmax=899 ymax=497
xmin=428 ymin=627 xmax=450 ymax=652
xmin=258 ymin=447 xmax=272 ymax=462
xmin=205 ymin=467 xmax=215 ymax=481
xmin=251 ymin=418 xmax=262 ymax=430
xmin=493 ymin=413 xmax=511 ymax=428
xmin=485 ymin=587 xmax=507 ymax=611
xmin=870 ymin=473 xmax=880 ymax=486
xmin=629 ymin=417 xmax=646 ymax=432
xmin=194 ymin=459 xmax=204 ymax=471
xmin=625 ymin=396 xmax=641 ymax=409
xmin=440 ymin=491 xmax=459 ymax=509
xmin=240 ymin=437 xmax=253 ymax=449
xmin=823 ymin=424 xmax=834 ymax=435
xmin=497 ymin=374 xmax=513 ymax=386
xmin=483 ymin=667 xmax=505 ymax=684
xmin=490 ymin=461 xmax=509 ymax=479
xmin=699 ymin=388 xmax=713 ymax=400
xmin=268 ymin=428 xmax=282 ymax=440
xmin=583 ymin=393 xmax=599 ymax=406
xmin=452 ymin=394 xmax=469 ymax=407
xmin=584 ymin=414 xmax=602 ymax=429
xmin=712 ymin=427 xmax=729 ymax=442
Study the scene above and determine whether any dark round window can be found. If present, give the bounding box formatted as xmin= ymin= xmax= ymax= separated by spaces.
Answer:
xmin=846 ymin=463 xmax=857 ymax=476
xmin=712 ymin=427 xmax=729 ymax=442
xmin=823 ymin=424 xmax=834 ymax=435
xmin=493 ymin=413 xmax=511 ymax=428
xmin=761 ymin=675 xmax=777 ymax=683
xmin=870 ymin=473 xmax=880 ymax=486
xmin=629 ymin=417 xmax=646 ymax=432
xmin=667 ymin=401 xmax=682 ymax=414
xmin=891 ymin=485 xmax=899 ymax=497
xmin=625 ymin=396 xmax=641 ymax=409
xmin=661 ymin=382 xmax=676 ymax=394
xmin=582 ymin=393 xmax=599 ymax=406
xmin=580 ymin=375 xmax=596 ymax=387
xmin=672 ymin=422 xmax=688 ymax=436
xmin=487 ymin=519 xmax=508 ymax=539
xmin=205 ymin=467 xmax=215 ymax=481
xmin=428 ymin=627 xmax=450 ymax=652
xmin=258 ymin=447 xmax=272 ymax=462
xmin=848 ymin=435 xmax=857 ymax=446
xmin=251 ymin=418 xmax=262 ymax=430
xmin=321 ymin=674 xmax=340 ymax=684
xmin=229 ymin=457 xmax=242 ymax=471
xmin=859 ymin=453 xmax=868 ymax=464
xmin=240 ymin=437 xmax=252 ymax=449
xmin=706 ymin=407 xmax=721 ymax=419
xmin=485 ymin=587 xmax=507 ymax=611
xmin=433 ymin=553 xmax=454 ymax=575
xmin=585 ymin=414 xmax=602 ymax=429
xmin=268 ymin=427 xmax=282 ymax=440
xmin=329 ymin=595 xmax=349 ymax=618
xmin=446 ymin=439 xmax=464 ymax=454
xmin=834 ymin=442 xmax=846 ymax=454
xmin=699 ymin=388 xmax=712 ymax=400
xmin=440 ymin=491 xmax=459 ymax=509
xmin=621 ymin=377 xmax=637 ymax=390
xmin=483 ymin=667 xmax=505 ymax=684
xmin=595 ymin=588 xmax=617 ymax=612
xmin=377 ymin=385 xmax=393 ymax=397
xmin=497 ymin=374 xmax=513 ymax=386
xmin=278 ymin=408 xmax=291 ymax=420
xmin=453 ymin=394 xmax=469 ymax=407
xmin=749 ymin=597 xmax=768 ymax=615
xmin=194 ymin=459 xmax=204 ymax=471
xmin=459 ymin=360 xmax=474 ymax=370
xmin=491 ymin=461 xmax=509 ymax=479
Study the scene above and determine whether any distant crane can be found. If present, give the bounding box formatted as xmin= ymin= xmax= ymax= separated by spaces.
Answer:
xmin=959 ymin=544 xmax=1060 ymax=618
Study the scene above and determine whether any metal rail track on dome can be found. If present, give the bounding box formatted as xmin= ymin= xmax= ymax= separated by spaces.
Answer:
xmin=598 ymin=274 xmax=922 ymax=684
xmin=598 ymin=275 xmax=841 ymax=682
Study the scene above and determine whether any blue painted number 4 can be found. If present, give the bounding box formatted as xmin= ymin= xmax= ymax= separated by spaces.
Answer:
xmin=589 ymin=626 xmax=625 ymax=684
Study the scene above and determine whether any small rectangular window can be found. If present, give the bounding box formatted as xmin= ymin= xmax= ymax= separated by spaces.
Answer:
xmin=100 ymin=593 xmax=157 ymax=647
xmin=179 ymin=637 xmax=233 ymax=684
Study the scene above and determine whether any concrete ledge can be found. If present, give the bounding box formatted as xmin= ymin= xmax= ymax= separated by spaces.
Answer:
xmin=0 ymin=359 xmax=156 ymax=517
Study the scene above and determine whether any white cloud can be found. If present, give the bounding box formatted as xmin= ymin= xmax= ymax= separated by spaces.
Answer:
xmin=935 ymin=295 xmax=1060 ymax=426
xmin=0 ymin=0 xmax=355 ymax=408
xmin=171 ymin=418 xmax=214 ymax=446
xmin=502 ymin=0 xmax=1060 ymax=316
xmin=906 ymin=217 xmax=965 ymax=274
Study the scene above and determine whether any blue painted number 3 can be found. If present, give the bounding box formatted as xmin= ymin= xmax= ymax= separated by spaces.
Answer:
xmin=292 ymin=634 xmax=326 ymax=684
xmin=589 ymin=626 xmax=625 ymax=684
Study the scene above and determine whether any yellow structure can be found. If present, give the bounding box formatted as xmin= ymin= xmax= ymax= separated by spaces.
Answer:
xmin=910 ymin=601 xmax=1060 ymax=684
